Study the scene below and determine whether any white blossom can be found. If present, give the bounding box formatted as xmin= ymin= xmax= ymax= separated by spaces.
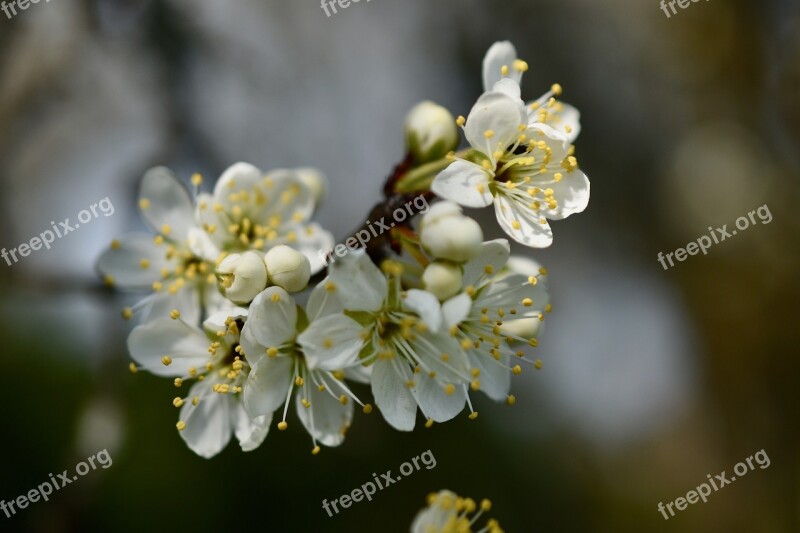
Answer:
xmin=432 ymin=42 xmax=590 ymax=248
xmin=127 ymin=308 xmax=269 ymax=458
xmin=240 ymin=286 xmax=369 ymax=454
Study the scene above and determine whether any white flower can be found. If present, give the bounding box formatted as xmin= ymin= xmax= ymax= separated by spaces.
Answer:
xmin=411 ymin=490 xmax=501 ymax=533
xmin=240 ymin=286 xmax=369 ymax=454
xmin=264 ymin=245 xmax=311 ymax=293
xmin=127 ymin=307 xmax=269 ymax=458
xmin=422 ymin=261 xmax=463 ymax=301
xmin=216 ymin=251 xmax=268 ymax=304
xmin=440 ymin=240 xmax=549 ymax=403
xmin=432 ymin=43 xmax=590 ymax=248
xmin=405 ymin=101 xmax=460 ymax=163
xmin=194 ymin=162 xmax=334 ymax=274
xmin=299 ymin=251 xmax=472 ymax=431
xmin=419 ymin=201 xmax=483 ymax=262
xmin=97 ymin=167 xmax=227 ymax=326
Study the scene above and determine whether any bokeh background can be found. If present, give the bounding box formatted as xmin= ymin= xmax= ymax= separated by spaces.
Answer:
xmin=1 ymin=0 xmax=798 ymax=531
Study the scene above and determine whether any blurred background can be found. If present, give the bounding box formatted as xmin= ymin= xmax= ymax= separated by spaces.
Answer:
xmin=0 ymin=0 xmax=798 ymax=531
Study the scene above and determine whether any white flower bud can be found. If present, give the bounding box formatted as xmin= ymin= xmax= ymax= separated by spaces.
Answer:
xmin=422 ymin=261 xmax=463 ymax=301
xmin=499 ymin=318 xmax=541 ymax=340
xmin=264 ymin=245 xmax=311 ymax=293
xmin=420 ymin=202 xmax=483 ymax=262
xmin=216 ymin=252 xmax=268 ymax=305
xmin=295 ymin=167 xmax=327 ymax=207
xmin=405 ymin=101 xmax=459 ymax=163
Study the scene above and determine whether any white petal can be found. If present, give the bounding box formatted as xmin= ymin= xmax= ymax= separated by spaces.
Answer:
xmin=203 ymin=285 xmax=231 ymax=321
xmin=412 ymin=373 xmax=466 ymax=422
xmin=412 ymin=491 xmax=460 ymax=532
xmin=213 ymin=162 xmax=263 ymax=207
xmin=232 ymin=403 xmax=271 ymax=452
xmin=328 ymin=250 xmax=387 ymax=313
xmin=468 ymin=352 xmax=511 ymax=401
xmin=290 ymin=223 xmax=335 ymax=275
xmin=442 ymin=293 xmax=472 ymax=328
xmin=127 ymin=319 xmax=210 ymax=377
xmin=203 ymin=307 xmax=248 ymax=334
xmin=492 ymin=77 xmax=522 ymax=101
xmin=548 ymin=101 xmax=581 ymax=143
xmin=96 ymin=234 xmax=171 ymax=290
xmin=245 ymin=287 xmax=298 ymax=348
xmin=371 ymin=358 xmax=417 ymax=431
xmin=431 ymin=161 xmax=494 ymax=208
xmin=256 ymin=169 xmax=315 ymax=227
xmin=178 ymin=381 xmax=232 ymax=459
xmin=494 ymin=194 xmax=553 ymax=248
xmin=482 ymin=41 xmax=520 ymax=91
xmin=505 ymin=256 xmax=542 ymax=277
xmin=414 ymin=332 xmax=470 ymax=384
xmin=545 ymin=169 xmax=590 ymax=220
xmin=462 ymin=239 xmax=511 ymax=287
xmin=187 ymin=227 xmax=220 ymax=262
xmin=194 ymin=192 xmax=226 ymax=250
xmin=464 ymin=91 xmax=527 ymax=159
xmin=243 ymin=353 xmax=293 ymax=418
xmin=298 ymin=314 xmax=365 ymax=371
xmin=306 ymin=277 xmax=344 ymax=321
xmin=344 ymin=364 xmax=371 ymax=384
xmin=402 ymin=289 xmax=443 ymax=333
xmin=238 ymin=322 xmax=265 ymax=364
xmin=139 ymin=167 xmax=196 ymax=241
xmin=526 ymin=123 xmax=570 ymax=162
xmin=485 ymin=273 xmax=550 ymax=313
xmin=140 ymin=286 xmax=201 ymax=327
xmin=295 ymin=385 xmax=353 ymax=447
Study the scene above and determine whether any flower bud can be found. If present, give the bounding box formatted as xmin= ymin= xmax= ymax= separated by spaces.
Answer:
xmin=499 ymin=318 xmax=541 ymax=340
xmin=422 ymin=261 xmax=463 ymax=301
xmin=264 ymin=245 xmax=311 ymax=293
xmin=405 ymin=101 xmax=460 ymax=163
xmin=216 ymin=252 xmax=268 ymax=304
xmin=420 ymin=202 xmax=483 ymax=262
xmin=295 ymin=167 xmax=327 ymax=207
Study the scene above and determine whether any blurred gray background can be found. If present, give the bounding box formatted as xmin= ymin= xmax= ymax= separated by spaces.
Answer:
xmin=0 ymin=0 xmax=798 ymax=531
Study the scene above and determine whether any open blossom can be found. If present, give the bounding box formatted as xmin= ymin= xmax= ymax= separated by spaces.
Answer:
xmin=240 ymin=286 xmax=370 ymax=454
xmin=127 ymin=307 xmax=270 ymax=458
xmin=412 ymin=490 xmax=503 ymax=533
xmin=432 ymin=42 xmax=590 ymax=248
xmin=193 ymin=162 xmax=333 ymax=273
xmin=299 ymin=251 xmax=472 ymax=431
xmin=97 ymin=162 xmax=333 ymax=325
xmin=96 ymin=167 xmax=227 ymax=326
xmin=440 ymin=240 xmax=550 ymax=404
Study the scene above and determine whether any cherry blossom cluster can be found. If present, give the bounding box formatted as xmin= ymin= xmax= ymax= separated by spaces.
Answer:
xmin=97 ymin=41 xmax=590 ymax=458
